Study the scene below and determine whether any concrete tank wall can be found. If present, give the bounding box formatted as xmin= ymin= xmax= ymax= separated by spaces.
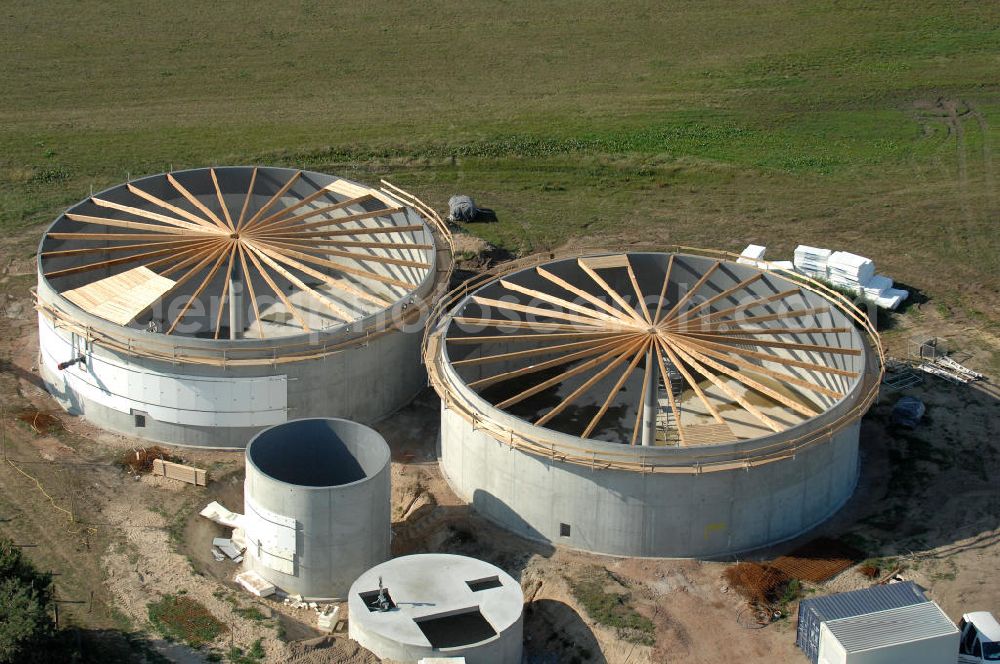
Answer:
xmin=37 ymin=306 xmax=427 ymax=449
xmin=243 ymin=418 xmax=391 ymax=599
xmin=439 ymin=405 xmax=860 ymax=558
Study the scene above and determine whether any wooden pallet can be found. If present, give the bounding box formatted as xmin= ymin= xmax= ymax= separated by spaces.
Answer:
xmin=152 ymin=458 xmax=207 ymax=486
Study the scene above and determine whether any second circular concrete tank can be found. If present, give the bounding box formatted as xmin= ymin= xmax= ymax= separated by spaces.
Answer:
xmin=243 ymin=417 xmax=391 ymax=600
xmin=424 ymin=250 xmax=883 ymax=558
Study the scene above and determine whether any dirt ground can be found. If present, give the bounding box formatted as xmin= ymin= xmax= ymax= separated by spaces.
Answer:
xmin=0 ymin=223 xmax=998 ymax=663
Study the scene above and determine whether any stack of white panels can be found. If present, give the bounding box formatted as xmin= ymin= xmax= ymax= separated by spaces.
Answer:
xmin=793 ymin=245 xmax=832 ymax=278
xmin=737 ymin=244 xmax=767 ymax=266
xmin=828 ymin=251 xmax=875 ymax=292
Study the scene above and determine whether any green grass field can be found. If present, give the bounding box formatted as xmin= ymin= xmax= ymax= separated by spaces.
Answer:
xmin=2 ymin=1 xmax=998 ymax=325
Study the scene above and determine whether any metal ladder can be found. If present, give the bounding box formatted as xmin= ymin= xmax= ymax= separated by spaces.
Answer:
xmin=655 ymin=363 xmax=684 ymax=446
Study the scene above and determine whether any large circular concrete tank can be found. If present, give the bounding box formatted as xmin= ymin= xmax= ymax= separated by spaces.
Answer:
xmin=36 ymin=167 xmax=453 ymax=448
xmin=425 ymin=250 xmax=883 ymax=558
xmin=243 ymin=417 xmax=391 ymax=600
xmin=348 ymin=554 xmax=524 ymax=663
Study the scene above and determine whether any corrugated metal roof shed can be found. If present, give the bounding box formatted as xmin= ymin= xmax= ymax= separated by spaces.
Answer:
xmin=796 ymin=581 xmax=927 ymax=663
xmin=822 ymin=601 xmax=958 ymax=653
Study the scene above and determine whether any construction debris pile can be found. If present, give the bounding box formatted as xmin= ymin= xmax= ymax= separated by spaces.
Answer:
xmin=723 ymin=562 xmax=790 ymax=606
xmin=15 ymin=408 xmax=62 ymax=434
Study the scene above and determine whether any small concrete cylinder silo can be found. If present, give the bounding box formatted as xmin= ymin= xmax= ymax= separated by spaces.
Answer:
xmin=243 ymin=417 xmax=391 ymax=599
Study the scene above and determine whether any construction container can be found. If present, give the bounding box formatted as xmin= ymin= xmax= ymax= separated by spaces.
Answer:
xmin=817 ymin=601 xmax=959 ymax=664
xmin=797 ymin=581 xmax=928 ymax=663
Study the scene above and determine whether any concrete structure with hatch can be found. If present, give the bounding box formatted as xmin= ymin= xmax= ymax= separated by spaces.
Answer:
xmin=348 ymin=554 xmax=523 ymax=663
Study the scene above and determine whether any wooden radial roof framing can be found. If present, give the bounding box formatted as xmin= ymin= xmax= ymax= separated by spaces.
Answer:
xmin=444 ymin=254 xmax=863 ymax=446
xmin=41 ymin=168 xmax=434 ymax=339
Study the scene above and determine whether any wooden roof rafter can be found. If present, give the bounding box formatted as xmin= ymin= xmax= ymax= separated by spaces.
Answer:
xmin=244 ymin=241 xmax=354 ymax=322
xmin=535 ymin=265 xmax=638 ymax=325
xmin=249 ymin=241 xmax=392 ymax=308
xmin=658 ymin=260 xmax=721 ymax=326
xmin=470 ymin=295 xmax=637 ymax=331
xmin=667 ymin=340 xmax=784 ymax=432
xmin=451 ymin=317 xmax=611 ymax=333
xmin=666 ymin=272 xmax=765 ymax=327
xmin=535 ymin=336 xmax=648 ymax=428
xmin=498 ymin=278 xmax=637 ymax=327
xmin=577 ymin=257 xmax=646 ymax=323
xmin=91 ymin=196 xmax=219 ymax=234
xmin=441 ymin=252 xmax=868 ymax=447
xmin=452 ymin=333 xmax=635 ymax=368
xmin=212 ymin=243 xmax=238 ymax=340
xmin=468 ymin=336 xmax=636 ymax=390
xmin=656 ymin=335 xmax=725 ymax=424
xmin=235 ymin=167 xmax=258 ymax=231
xmin=581 ymin=338 xmax=649 ymax=438
xmin=495 ymin=340 xmax=641 ymax=410
xmin=675 ymin=336 xmax=845 ymax=399
xmin=44 ymin=168 xmax=434 ymax=339
xmin=663 ymin=288 xmax=805 ymax=330
xmin=125 ymin=183 xmax=226 ymax=232
xmin=668 ymin=334 xmax=820 ymax=418
xmin=163 ymin=173 xmax=230 ymax=233
xmin=651 ymin=254 xmax=675 ymax=325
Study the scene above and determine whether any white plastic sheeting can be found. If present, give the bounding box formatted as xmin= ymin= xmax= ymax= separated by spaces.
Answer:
xmin=874 ymin=288 xmax=909 ymax=310
xmin=199 ymin=501 xmax=245 ymax=529
xmin=861 ymin=274 xmax=893 ymax=298
xmin=38 ymin=315 xmax=287 ymax=427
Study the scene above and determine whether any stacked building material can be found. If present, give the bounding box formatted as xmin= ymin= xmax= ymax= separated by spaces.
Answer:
xmin=768 ymin=260 xmax=795 ymax=271
xmin=794 ymin=245 xmax=832 ymax=279
xmin=737 ymin=244 xmax=767 ymax=267
xmin=858 ymin=273 xmax=908 ymax=309
xmin=781 ymin=245 xmax=908 ymax=310
xmin=827 ymin=251 xmax=876 ymax=293
xmin=317 ymin=605 xmax=340 ymax=632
